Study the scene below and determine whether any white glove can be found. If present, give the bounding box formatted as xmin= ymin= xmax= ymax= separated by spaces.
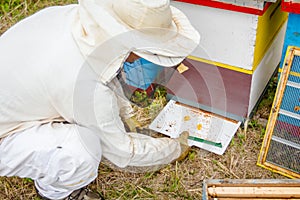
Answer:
xmin=174 ymin=131 xmax=190 ymax=162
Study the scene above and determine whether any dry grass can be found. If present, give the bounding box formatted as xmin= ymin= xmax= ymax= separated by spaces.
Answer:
xmin=0 ymin=0 xmax=77 ymax=35
xmin=0 ymin=127 xmax=285 ymax=200
xmin=0 ymin=1 xmax=286 ymax=199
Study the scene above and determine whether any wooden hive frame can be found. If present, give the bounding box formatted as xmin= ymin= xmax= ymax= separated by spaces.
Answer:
xmin=257 ymin=46 xmax=300 ymax=179
xmin=202 ymin=179 xmax=300 ymax=199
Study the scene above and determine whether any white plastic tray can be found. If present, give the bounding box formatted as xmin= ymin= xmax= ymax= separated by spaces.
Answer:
xmin=149 ymin=100 xmax=241 ymax=155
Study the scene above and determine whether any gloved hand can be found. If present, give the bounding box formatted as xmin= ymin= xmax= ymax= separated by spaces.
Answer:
xmin=123 ymin=117 xmax=141 ymax=132
xmin=175 ymin=131 xmax=191 ymax=162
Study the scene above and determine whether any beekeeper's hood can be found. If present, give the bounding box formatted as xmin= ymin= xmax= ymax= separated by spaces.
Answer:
xmin=72 ymin=0 xmax=200 ymax=84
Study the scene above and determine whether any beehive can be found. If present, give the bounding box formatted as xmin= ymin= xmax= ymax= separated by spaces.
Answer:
xmin=169 ymin=0 xmax=288 ymax=121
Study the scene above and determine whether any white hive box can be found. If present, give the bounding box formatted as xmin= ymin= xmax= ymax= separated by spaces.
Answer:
xmin=168 ymin=0 xmax=288 ymax=121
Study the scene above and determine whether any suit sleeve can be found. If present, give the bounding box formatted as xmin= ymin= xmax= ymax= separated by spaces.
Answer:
xmin=74 ymin=80 xmax=181 ymax=168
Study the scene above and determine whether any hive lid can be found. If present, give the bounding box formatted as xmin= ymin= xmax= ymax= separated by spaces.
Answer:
xmin=173 ymin=0 xmax=274 ymax=15
xmin=282 ymin=0 xmax=300 ymax=14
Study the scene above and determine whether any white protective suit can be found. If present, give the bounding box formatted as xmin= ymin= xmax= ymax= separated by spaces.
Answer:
xmin=0 ymin=0 xmax=199 ymax=199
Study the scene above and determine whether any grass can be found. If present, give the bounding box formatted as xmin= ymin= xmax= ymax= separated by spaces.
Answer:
xmin=0 ymin=1 xmax=286 ymax=199
xmin=0 ymin=0 xmax=77 ymax=34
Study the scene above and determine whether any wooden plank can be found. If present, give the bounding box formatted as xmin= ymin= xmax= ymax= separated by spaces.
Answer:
xmin=257 ymin=46 xmax=294 ymax=171
xmin=203 ymin=179 xmax=300 ymax=200
xmin=258 ymin=46 xmax=300 ymax=179
xmin=248 ymin=22 xmax=287 ymax=116
xmin=174 ymin=0 xmax=270 ymax=15
xmin=171 ymin=1 xmax=259 ymax=70
xmin=207 ymin=182 xmax=300 ymax=187
xmin=282 ymin=0 xmax=300 ymax=14
xmin=280 ymin=14 xmax=300 ymax=69
xmin=253 ymin=0 xmax=288 ymax=70
xmin=167 ymin=58 xmax=251 ymax=119
xmin=204 ymin=178 xmax=300 ymax=186
xmin=263 ymin=161 xmax=300 ymax=179
xmin=208 ymin=186 xmax=300 ymax=198
xmin=217 ymin=198 xmax=295 ymax=200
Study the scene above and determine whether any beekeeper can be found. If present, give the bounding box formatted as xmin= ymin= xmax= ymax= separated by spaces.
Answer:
xmin=0 ymin=0 xmax=200 ymax=199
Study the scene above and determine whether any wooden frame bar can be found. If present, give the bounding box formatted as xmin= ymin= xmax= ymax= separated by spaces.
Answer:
xmin=203 ymin=179 xmax=300 ymax=200
xmin=257 ymin=46 xmax=300 ymax=179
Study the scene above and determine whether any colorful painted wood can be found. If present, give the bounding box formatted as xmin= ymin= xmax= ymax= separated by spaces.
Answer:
xmin=280 ymin=13 xmax=300 ymax=70
xmin=282 ymin=0 xmax=300 ymax=14
xmin=169 ymin=0 xmax=288 ymax=121
xmin=258 ymin=46 xmax=300 ymax=179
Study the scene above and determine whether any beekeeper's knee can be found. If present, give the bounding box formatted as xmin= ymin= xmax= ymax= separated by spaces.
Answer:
xmin=48 ymin=123 xmax=102 ymax=182
xmin=0 ymin=122 xmax=102 ymax=182
xmin=32 ymin=123 xmax=102 ymax=199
